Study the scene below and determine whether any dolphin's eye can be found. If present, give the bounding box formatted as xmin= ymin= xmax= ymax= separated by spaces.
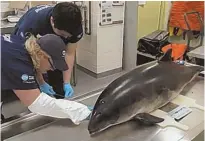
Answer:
xmin=100 ymin=100 xmax=105 ymax=104
xmin=96 ymin=112 xmax=101 ymax=118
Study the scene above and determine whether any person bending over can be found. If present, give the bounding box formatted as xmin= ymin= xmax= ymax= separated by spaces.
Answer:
xmin=1 ymin=34 xmax=92 ymax=124
xmin=12 ymin=2 xmax=84 ymax=98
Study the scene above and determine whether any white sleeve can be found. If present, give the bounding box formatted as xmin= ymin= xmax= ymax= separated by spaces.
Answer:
xmin=28 ymin=92 xmax=91 ymax=125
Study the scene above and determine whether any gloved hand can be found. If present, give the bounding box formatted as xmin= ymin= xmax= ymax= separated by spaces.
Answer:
xmin=85 ymin=106 xmax=94 ymax=120
xmin=39 ymin=83 xmax=56 ymax=95
xmin=176 ymin=60 xmax=185 ymax=65
xmin=64 ymin=83 xmax=74 ymax=98
xmin=87 ymin=106 xmax=94 ymax=111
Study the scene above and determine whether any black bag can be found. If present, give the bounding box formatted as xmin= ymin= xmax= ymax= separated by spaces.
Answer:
xmin=137 ymin=30 xmax=170 ymax=56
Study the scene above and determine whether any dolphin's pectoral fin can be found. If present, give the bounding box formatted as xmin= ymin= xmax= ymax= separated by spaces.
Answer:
xmin=134 ymin=113 xmax=164 ymax=125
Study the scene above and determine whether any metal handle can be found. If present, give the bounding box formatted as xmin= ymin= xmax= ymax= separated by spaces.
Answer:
xmin=83 ymin=1 xmax=91 ymax=35
xmin=71 ymin=51 xmax=77 ymax=86
xmin=184 ymin=11 xmax=204 ymax=31
xmin=184 ymin=11 xmax=204 ymax=50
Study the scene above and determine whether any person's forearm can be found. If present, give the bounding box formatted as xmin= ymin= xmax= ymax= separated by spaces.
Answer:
xmin=28 ymin=92 xmax=91 ymax=125
xmin=36 ymin=71 xmax=45 ymax=85
xmin=63 ymin=53 xmax=75 ymax=84
xmin=14 ymin=89 xmax=91 ymax=125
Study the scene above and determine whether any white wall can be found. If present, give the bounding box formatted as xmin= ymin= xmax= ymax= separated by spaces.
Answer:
xmin=77 ymin=1 xmax=98 ymax=73
xmin=1 ymin=1 xmax=13 ymax=13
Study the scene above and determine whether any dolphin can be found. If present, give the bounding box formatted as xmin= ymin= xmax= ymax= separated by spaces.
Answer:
xmin=88 ymin=49 xmax=204 ymax=135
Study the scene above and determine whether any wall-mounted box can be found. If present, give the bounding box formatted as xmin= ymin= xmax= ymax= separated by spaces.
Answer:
xmin=77 ymin=1 xmax=125 ymax=77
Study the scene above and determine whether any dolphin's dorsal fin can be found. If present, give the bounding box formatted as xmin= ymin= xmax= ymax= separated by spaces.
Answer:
xmin=158 ymin=48 xmax=173 ymax=62
xmin=133 ymin=113 xmax=164 ymax=125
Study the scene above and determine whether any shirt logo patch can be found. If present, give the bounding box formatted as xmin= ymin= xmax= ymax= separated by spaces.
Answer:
xmin=3 ymin=35 xmax=12 ymax=43
xmin=21 ymin=74 xmax=29 ymax=81
xmin=20 ymin=32 xmax=25 ymax=38
xmin=35 ymin=5 xmax=51 ymax=13
xmin=21 ymin=74 xmax=35 ymax=84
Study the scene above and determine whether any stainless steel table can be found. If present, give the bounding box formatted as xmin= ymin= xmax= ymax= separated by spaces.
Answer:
xmin=187 ymin=45 xmax=204 ymax=59
xmin=2 ymin=74 xmax=204 ymax=141
xmin=0 ymin=21 xmax=16 ymax=34
xmin=187 ymin=46 xmax=204 ymax=75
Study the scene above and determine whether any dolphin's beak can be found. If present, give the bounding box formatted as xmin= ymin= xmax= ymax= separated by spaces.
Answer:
xmin=88 ymin=119 xmax=99 ymax=135
xmin=88 ymin=126 xmax=96 ymax=135
xmin=88 ymin=128 xmax=100 ymax=136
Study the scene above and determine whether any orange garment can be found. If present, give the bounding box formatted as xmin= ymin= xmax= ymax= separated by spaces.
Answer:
xmin=162 ymin=44 xmax=187 ymax=61
xmin=169 ymin=1 xmax=204 ymax=31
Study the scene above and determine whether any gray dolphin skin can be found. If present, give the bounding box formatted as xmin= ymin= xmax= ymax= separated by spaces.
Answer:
xmin=88 ymin=49 xmax=204 ymax=135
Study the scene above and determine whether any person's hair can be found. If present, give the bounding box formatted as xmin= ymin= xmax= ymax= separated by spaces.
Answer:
xmin=25 ymin=35 xmax=50 ymax=69
xmin=51 ymin=2 xmax=82 ymax=34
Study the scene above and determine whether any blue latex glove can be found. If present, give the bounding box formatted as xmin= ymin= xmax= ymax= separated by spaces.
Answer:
xmin=87 ymin=106 xmax=94 ymax=111
xmin=64 ymin=83 xmax=74 ymax=98
xmin=40 ymin=83 xmax=56 ymax=95
xmin=176 ymin=60 xmax=185 ymax=65
xmin=86 ymin=106 xmax=94 ymax=120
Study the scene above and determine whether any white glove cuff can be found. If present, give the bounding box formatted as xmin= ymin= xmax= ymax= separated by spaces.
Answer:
xmin=28 ymin=92 xmax=91 ymax=125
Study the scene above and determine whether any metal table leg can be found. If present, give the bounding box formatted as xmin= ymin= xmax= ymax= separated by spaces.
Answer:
xmin=71 ymin=51 xmax=77 ymax=86
xmin=184 ymin=11 xmax=204 ymax=50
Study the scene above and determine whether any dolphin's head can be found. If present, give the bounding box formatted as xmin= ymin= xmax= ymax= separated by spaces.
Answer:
xmin=88 ymin=88 xmax=120 ymax=135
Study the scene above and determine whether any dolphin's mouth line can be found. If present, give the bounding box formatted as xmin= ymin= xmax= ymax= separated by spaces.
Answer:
xmin=89 ymin=122 xmax=120 ymax=136
xmin=89 ymin=124 xmax=112 ymax=135
xmin=89 ymin=117 xmax=134 ymax=136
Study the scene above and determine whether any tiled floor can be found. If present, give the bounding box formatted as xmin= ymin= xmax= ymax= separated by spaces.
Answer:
xmin=2 ymin=68 xmax=127 ymax=118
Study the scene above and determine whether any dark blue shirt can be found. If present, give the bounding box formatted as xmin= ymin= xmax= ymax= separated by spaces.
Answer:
xmin=1 ymin=34 xmax=38 ymax=90
xmin=12 ymin=5 xmax=83 ymax=44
